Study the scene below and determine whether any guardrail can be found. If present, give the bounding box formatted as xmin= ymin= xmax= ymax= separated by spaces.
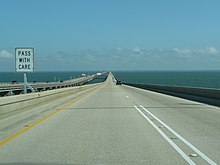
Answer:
xmin=124 ymin=82 xmax=220 ymax=107
xmin=0 ymin=83 xmax=101 ymax=117
xmin=0 ymin=72 xmax=108 ymax=97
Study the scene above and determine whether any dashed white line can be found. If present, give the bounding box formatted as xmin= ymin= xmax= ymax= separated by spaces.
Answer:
xmin=139 ymin=105 xmax=217 ymax=165
xmin=134 ymin=105 xmax=196 ymax=165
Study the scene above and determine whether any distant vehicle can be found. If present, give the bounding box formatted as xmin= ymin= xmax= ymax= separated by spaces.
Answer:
xmin=81 ymin=74 xmax=86 ymax=77
xmin=116 ymin=81 xmax=122 ymax=85
xmin=11 ymin=80 xmax=17 ymax=84
xmin=33 ymin=81 xmax=37 ymax=83
xmin=96 ymin=72 xmax=101 ymax=76
xmin=46 ymin=81 xmax=50 ymax=83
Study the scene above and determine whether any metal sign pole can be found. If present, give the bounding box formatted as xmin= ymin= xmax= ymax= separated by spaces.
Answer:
xmin=24 ymin=72 xmax=27 ymax=94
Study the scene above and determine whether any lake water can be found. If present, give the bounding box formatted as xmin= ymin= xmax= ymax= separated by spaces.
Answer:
xmin=113 ymin=71 xmax=220 ymax=89
xmin=1 ymin=71 xmax=220 ymax=89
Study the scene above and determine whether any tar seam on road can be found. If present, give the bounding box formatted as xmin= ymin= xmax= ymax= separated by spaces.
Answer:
xmin=139 ymin=105 xmax=217 ymax=165
xmin=0 ymin=84 xmax=102 ymax=147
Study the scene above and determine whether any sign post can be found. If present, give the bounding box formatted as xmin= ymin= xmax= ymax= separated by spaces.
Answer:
xmin=15 ymin=48 xmax=35 ymax=94
xmin=24 ymin=73 xmax=27 ymax=94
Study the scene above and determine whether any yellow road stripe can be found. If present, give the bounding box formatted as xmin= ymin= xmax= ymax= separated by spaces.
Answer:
xmin=0 ymin=84 xmax=102 ymax=146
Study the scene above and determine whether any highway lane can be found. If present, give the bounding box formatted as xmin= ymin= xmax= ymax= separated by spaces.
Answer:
xmin=121 ymin=85 xmax=220 ymax=164
xmin=0 ymin=74 xmax=219 ymax=165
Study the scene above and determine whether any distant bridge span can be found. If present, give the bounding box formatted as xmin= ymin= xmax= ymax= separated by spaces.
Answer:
xmin=0 ymin=72 xmax=108 ymax=97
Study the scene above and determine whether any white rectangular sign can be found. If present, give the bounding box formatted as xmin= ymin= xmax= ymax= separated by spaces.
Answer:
xmin=15 ymin=48 xmax=34 ymax=72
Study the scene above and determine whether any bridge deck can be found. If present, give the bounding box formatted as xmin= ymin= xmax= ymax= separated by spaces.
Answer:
xmin=0 ymin=74 xmax=219 ymax=165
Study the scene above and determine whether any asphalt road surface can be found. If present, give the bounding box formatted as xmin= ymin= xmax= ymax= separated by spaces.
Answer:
xmin=0 ymin=74 xmax=219 ymax=165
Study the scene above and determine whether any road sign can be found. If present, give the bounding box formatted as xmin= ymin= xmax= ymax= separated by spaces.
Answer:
xmin=15 ymin=48 xmax=34 ymax=72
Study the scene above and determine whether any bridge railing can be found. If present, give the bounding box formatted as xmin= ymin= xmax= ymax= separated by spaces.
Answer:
xmin=123 ymin=82 xmax=220 ymax=107
xmin=0 ymin=83 xmax=102 ymax=121
xmin=0 ymin=72 xmax=108 ymax=97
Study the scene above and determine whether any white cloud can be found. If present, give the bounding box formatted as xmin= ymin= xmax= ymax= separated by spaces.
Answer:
xmin=195 ymin=47 xmax=219 ymax=54
xmin=132 ymin=47 xmax=143 ymax=54
xmin=205 ymin=47 xmax=218 ymax=54
xmin=173 ymin=48 xmax=191 ymax=54
xmin=0 ymin=50 xmax=13 ymax=58
xmin=116 ymin=47 xmax=123 ymax=52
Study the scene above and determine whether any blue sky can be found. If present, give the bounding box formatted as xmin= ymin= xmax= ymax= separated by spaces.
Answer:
xmin=0 ymin=0 xmax=220 ymax=71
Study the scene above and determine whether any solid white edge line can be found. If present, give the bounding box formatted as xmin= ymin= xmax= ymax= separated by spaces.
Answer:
xmin=140 ymin=105 xmax=217 ymax=165
xmin=134 ymin=106 xmax=196 ymax=165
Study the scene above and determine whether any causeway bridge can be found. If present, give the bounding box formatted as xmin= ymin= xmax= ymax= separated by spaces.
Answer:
xmin=0 ymin=72 xmax=219 ymax=165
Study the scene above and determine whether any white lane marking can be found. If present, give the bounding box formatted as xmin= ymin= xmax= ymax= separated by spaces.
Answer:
xmin=134 ymin=106 xmax=196 ymax=165
xmin=140 ymin=105 xmax=217 ymax=165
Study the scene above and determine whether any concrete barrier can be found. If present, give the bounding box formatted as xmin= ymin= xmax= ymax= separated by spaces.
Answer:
xmin=0 ymin=83 xmax=101 ymax=115
xmin=124 ymin=83 xmax=220 ymax=107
